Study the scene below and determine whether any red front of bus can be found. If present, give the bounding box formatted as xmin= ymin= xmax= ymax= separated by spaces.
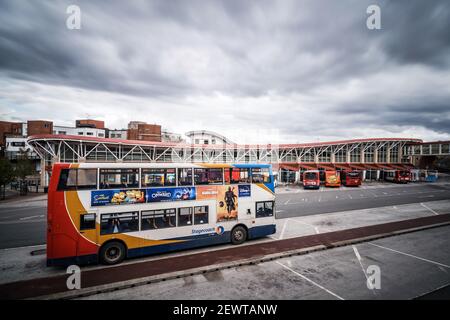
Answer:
xmin=343 ymin=171 xmax=362 ymax=187
xmin=47 ymin=163 xmax=99 ymax=266
xmin=395 ymin=170 xmax=411 ymax=183
xmin=303 ymin=171 xmax=320 ymax=189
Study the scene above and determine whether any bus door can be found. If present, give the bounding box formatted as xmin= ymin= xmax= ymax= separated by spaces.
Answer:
xmin=77 ymin=210 xmax=98 ymax=255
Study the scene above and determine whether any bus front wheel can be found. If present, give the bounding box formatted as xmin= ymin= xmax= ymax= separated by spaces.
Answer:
xmin=231 ymin=226 xmax=247 ymax=245
xmin=100 ymin=241 xmax=126 ymax=265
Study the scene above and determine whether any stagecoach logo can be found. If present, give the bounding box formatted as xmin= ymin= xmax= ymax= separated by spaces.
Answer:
xmin=215 ymin=226 xmax=225 ymax=235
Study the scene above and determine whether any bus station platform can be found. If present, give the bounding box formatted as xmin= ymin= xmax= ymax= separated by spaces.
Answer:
xmin=1 ymin=212 xmax=450 ymax=300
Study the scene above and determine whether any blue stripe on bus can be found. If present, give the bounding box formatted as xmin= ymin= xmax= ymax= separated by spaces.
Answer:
xmin=233 ymin=163 xmax=272 ymax=169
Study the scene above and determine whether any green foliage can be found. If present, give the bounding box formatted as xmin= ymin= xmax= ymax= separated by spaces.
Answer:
xmin=0 ymin=159 xmax=15 ymax=186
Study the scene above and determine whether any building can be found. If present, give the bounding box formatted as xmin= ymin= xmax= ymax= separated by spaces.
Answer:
xmin=162 ymin=130 xmax=185 ymax=143
xmin=53 ymin=125 xmax=106 ymax=138
xmin=127 ymin=121 xmax=161 ymax=142
xmin=108 ymin=129 xmax=128 ymax=139
xmin=0 ymin=121 xmax=24 ymax=151
xmin=185 ymin=130 xmax=235 ymax=145
xmin=27 ymin=120 xmax=53 ymax=136
xmin=75 ymin=119 xmax=105 ymax=129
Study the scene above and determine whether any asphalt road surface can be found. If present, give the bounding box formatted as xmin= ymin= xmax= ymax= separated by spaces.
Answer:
xmin=275 ymin=183 xmax=450 ymax=219
xmin=0 ymin=182 xmax=449 ymax=249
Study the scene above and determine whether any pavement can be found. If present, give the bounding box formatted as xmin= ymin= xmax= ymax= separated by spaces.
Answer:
xmin=1 ymin=199 xmax=450 ymax=299
xmin=82 ymin=225 xmax=450 ymax=300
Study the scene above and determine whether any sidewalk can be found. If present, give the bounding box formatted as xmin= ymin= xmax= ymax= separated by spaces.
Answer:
xmin=1 ymin=211 xmax=450 ymax=299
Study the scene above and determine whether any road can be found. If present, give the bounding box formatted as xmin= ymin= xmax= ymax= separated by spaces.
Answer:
xmin=0 ymin=182 xmax=449 ymax=249
xmin=275 ymin=183 xmax=450 ymax=218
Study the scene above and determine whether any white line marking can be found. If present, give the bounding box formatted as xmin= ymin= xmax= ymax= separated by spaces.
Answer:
xmin=420 ymin=202 xmax=439 ymax=215
xmin=19 ymin=215 xmax=40 ymax=221
xmin=279 ymin=219 xmax=288 ymax=240
xmin=369 ymin=242 xmax=450 ymax=268
xmin=284 ymin=199 xmax=290 ymax=205
xmin=314 ymin=227 xmax=320 ymax=234
xmin=276 ymin=261 xmax=344 ymax=300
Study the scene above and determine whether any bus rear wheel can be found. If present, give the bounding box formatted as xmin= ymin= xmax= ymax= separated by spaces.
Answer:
xmin=231 ymin=226 xmax=247 ymax=245
xmin=100 ymin=241 xmax=126 ymax=265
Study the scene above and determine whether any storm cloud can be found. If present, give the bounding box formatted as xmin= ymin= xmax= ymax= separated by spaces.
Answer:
xmin=0 ymin=0 xmax=449 ymax=143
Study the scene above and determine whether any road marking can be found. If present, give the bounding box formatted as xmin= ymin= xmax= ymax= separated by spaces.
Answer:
xmin=289 ymin=218 xmax=321 ymax=234
xmin=420 ymin=202 xmax=439 ymax=215
xmin=369 ymin=242 xmax=450 ymax=268
xmin=19 ymin=215 xmax=42 ymax=221
xmin=284 ymin=199 xmax=290 ymax=205
xmin=276 ymin=261 xmax=344 ymax=300
xmin=275 ymin=210 xmax=285 ymax=213
xmin=352 ymin=246 xmax=376 ymax=295
xmin=279 ymin=219 xmax=289 ymax=240
xmin=0 ymin=243 xmax=46 ymax=251
xmin=314 ymin=227 xmax=320 ymax=234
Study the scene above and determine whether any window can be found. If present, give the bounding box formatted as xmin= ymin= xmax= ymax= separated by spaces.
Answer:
xmin=11 ymin=142 xmax=25 ymax=147
xmin=178 ymin=168 xmax=193 ymax=186
xmin=100 ymin=212 xmax=139 ymax=235
xmin=195 ymin=139 xmax=199 ymax=144
xmin=86 ymin=132 xmax=93 ymax=136
xmin=141 ymin=209 xmax=176 ymax=230
xmin=78 ymin=132 xmax=84 ymax=135
xmin=110 ymin=133 xmax=116 ymax=138
xmin=80 ymin=213 xmax=96 ymax=230
xmin=142 ymin=168 xmax=176 ymax=187
xmin=225 ymin=168 xmax=250 ymax=184
xmin=256 ymin=201 xmax=274 ymax=218
xmin=177 ymin=207 xmax=193 ymax=226
xmin=58 ymin=131 xmax=67 ymax=135
xmin=57 ymin=168 xmax=97 ymax=190
xmin=100 ymin=169 xmax=139 ymax=189
xmin=194 ymin=168 xmax=223 ymax=185
xmin=251 ymin=168 xmax=271 ymax=183
xmin=194 ymin=206 xmax=208 ymax=225
xmin=98 ymin=133 xmax=104 ymax=137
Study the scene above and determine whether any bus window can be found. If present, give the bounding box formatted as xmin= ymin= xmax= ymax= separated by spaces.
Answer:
xmin=100 ymin=169 xmax=139 ymax=189
xmin=178 ymin=168 xmax=193 ymax=186
xmin=141 ymin=209 xmax=176 ymax=230
xmin=178 ymin=207 xmax=193 ymax=226
xmin=57 ymin=168 xmax=97 ymax=190
xmin=80 ymin=213 xmax=96 ymax=230
xmin=194 ymin=206 xmax=209 ymax=225
xmin=256 ymin=201 xmax=274 ymax=218
xmin=194 ymin=168 xmax=223 ymax=185
xmin=142 ymin=168 xmax=176 ymax=187
xmin=225 ymin=168 xmax=250 ymax=184
xmin=100 ymin=212 xmax=139 ymax=235
xmin=251 ymin=168 xmax=271 ymax=183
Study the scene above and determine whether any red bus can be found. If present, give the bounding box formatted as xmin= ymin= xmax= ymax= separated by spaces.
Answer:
xmin=325 ymin=170 xmax=341 ymax=187
xmin=341 ymin=170 xmax=362 ymax=187
xmin=303 ymin=170 xmax=320 ymax=189
xmin=384 ymin=170 xmax=410 ymax=183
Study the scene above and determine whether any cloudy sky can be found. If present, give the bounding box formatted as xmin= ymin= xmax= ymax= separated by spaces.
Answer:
xmin=0 ymin=0 xmax=449 ymax=144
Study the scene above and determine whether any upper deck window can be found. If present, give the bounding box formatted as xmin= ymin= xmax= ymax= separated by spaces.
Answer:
xmin=225 ymin=168 xmax=250 ymax=184
xmin=178 ymin=168 xmax=193 ymax=186
xmin=141 ymin=168 xmax=176 ymax=187
xmin=100 ymin=169 xmax=139 ymax=189
xmin=194 ymin=168 xmax=223 ymax=185
xmin=251 ymin=168 xmax=271 ymax=183
xmin=57 ymin=168 xmax=97 ymax=191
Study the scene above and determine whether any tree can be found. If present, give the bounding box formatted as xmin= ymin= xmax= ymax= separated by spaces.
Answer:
xmin=14 ymin=150 xmax=35 ymax=196
xmin=0 ymin=159 xmax=15 ymax=200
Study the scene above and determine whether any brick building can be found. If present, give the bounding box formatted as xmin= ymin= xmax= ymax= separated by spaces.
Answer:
xmin=127 ymin=121 xmax=161 ymax=142
xmin=27 ymin=120 xmax=53 ymax=136
xmin=75 ymin=119 xmax=105 ymax=129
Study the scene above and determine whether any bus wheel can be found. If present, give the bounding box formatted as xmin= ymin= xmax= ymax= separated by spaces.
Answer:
xmin=100 ymin=241 xmax=126 ymax=265
xmin=231 ymin=226 xmax=247 ymax=245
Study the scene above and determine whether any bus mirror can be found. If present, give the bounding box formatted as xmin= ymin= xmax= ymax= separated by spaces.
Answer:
xmin=247 ymin=209 xmax=251 ymax=215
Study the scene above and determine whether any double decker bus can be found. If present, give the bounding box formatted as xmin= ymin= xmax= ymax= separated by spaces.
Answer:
xmin=384 ymin=170 xmax=411 ymax=183
xmin=47 ymin=163 xmax=276 ymax=266
xmin=341 ymin=170 xmax=362 ymax=187
xmin=302 ymin=170 xmax=320 ymax=189
xmin=325 ymin=170 xmax=341 ymax=187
